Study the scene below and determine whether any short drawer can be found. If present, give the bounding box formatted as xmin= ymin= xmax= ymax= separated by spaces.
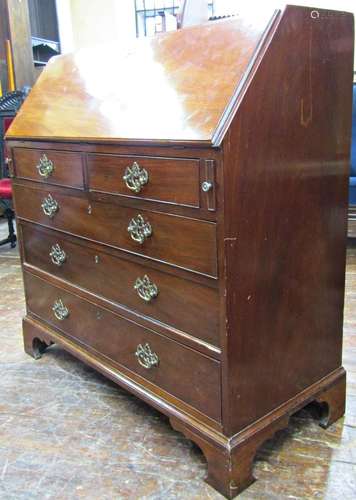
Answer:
xmin=13 ymin=148 xmax=84 ymax=189
xmin=24 ymin=272 xmax=221 ymax=422
xmin=22 ymin=224 xmax=220 ymax=346
xmin=14 ymin=184 xmax=217 ymax=277
xmin=88 ymin=154 xmax=200 ymax=207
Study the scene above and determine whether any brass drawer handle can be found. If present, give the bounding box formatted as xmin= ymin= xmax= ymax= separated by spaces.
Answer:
xmin=123 ymin=162 xmax=149 ymax=193
xmin=52 ymin=299 xmax=69 ymax=320
xmin=41 ymin=194 xmax=59 ymax=218
xmin=36 ymin=154 xmax=54 ymax=178
xmin=134 ymin=275 xmax=158 ymax=302
xmin=128 ymin=214 xmax=152 ymax=244
xmin=50 ymin=244 xmax=66 ymax=266
xmin=135 ymin=343 xmax=159 ymax=369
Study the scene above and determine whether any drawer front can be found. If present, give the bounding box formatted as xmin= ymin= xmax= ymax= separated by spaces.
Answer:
xmin=24 ymin=272 xmax=221 ymax=422
xmin=88 ymin=154 xmax=200 ymax=207
xmin=22 ymin=224 xmax=220 ymax=346
xmin=13 ymin=148 xmax=84 ymax=189
xmin=14 ymin=184 xmax=217 ymax=276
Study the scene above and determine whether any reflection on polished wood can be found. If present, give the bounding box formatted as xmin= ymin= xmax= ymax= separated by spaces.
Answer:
xmin=6 ymin=14 xmax=273 ymax=145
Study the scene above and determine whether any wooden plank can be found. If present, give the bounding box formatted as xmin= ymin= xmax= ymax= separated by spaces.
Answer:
xmin=6 ymin=0 xmax=34 ymax=89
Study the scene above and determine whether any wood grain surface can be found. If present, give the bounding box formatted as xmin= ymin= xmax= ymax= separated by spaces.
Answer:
xmin=6 ymin=14 xmax=275 ymax=145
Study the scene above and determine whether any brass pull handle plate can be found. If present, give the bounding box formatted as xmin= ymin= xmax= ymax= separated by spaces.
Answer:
xmin=37 ymin=154 xmax=54 ymax=178
xmin=135 ymin=343 xmax=159 ymax=369
xmin=52 ymin=299 xmax=69 ymax=320
xmin=123 ymin=161 xmax=149 ymax=193
xmin=134 ymin=275 xmax=158 ymax=302
xmin=50 ymin=244 xmax=66 ymax=266
xmin=42 ymin=194 xmax=59 ymax=218
xmin=127 ymin=214 xmax=152 ymax=244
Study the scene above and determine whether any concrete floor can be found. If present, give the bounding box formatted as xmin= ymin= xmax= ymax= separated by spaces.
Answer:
xmin=0 ymin=218 xmax=355 ymax=500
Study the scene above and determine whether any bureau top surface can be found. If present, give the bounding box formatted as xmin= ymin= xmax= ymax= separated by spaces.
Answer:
xmin=6 ymin=11 xmax=275 ymax=146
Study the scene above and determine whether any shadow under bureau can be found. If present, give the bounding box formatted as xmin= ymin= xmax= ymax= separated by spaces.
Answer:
xmin=5 ymin=5 xmax=354 ymax=498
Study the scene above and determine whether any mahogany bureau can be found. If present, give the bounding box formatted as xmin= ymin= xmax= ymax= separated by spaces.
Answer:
xmin=5 ymin=6 xmax=354 ymax=498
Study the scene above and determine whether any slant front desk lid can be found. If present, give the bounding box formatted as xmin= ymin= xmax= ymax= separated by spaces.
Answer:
xmin=7 ymin=10 xmax=278 ymax=146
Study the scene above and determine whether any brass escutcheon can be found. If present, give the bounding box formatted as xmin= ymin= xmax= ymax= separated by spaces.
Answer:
xmin=41 ymin=194 xmax=59 ymax=218
xmin=127 ymin=214 xmax=152 ymax=244
xmin=36 ymin=154 xmax=54 ymax=178
xmin=52 ymin=299 xmax=69 ymax=321
xmin=49 ymin=243 xmax=66 ymax=266
xmin=135 ymin=343 xmax=159 ymax=369
xmin=123 ymin=162 xmax=149 ymax=193
xmin=134 ymin=275 xmax=158 ymax=302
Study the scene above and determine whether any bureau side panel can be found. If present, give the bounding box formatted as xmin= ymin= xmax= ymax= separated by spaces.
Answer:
xmin=222 ymin=6 xmax=354 ymax=435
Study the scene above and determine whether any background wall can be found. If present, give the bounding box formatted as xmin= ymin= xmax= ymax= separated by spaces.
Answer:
xmin=214 ymin=0 xmax=356 ymax=16
xmin=56 ymin=0 xmax=356 ymax=70
xmin=56 ymin=0 xmax=136 ymax=53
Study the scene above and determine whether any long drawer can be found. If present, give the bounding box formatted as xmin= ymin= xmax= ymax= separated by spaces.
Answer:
xmin=21 ymin=224 xmax=220 ymax=346
xmin=88 ymin=154 xmax=200 ymax=207
xmin=13 ymin=148 xmax=84 ymax=189
xmin=24 ymin=272 xmax=221 ymax=422
xmin=14 ymin=184 xmax=217 ymax=276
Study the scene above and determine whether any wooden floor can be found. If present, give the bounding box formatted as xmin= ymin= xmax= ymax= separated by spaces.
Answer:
xmin=0 ymin=218 xmax=355 ymax=499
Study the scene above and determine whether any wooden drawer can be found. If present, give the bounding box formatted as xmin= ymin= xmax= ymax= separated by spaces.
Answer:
xmin=21 ymin=224 xmax=220 ymax=346
xmin=14 ymin=184 xmax=217 ymax=277
xmin=13 ymin=148 xmax=84 ymax=189
xmin=88 ymin=154 xmax=200 ymax=207
xmin=24 ymin=272 xmax=221 ymax=422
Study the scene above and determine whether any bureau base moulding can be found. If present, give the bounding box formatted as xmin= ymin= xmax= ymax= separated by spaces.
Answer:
xmin=23 ymin=316 xmax=346 ymax=499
